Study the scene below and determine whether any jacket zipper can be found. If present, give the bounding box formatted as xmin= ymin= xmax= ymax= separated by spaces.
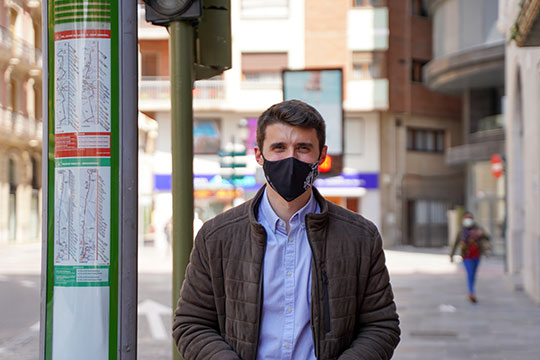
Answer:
xmin=305 ymin=219 xmax=321 ymax=359
xmin=321 ymin=269 xmax=331 ymax=334
xmin=253 ymin=242 xmax=266 ymax=360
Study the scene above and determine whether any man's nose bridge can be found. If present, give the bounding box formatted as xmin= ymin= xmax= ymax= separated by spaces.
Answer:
xmin=286 ymin=147 xmax=295 ymax=158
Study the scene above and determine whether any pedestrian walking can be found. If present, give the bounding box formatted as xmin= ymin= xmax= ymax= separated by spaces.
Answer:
xmin=173 ymin=100 xmax=400 ymax=359
xmin=450 ymin=212 xmax=491 ymax=303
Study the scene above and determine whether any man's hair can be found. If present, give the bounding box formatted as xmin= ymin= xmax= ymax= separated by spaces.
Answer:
xmin=256 ymin=99 xmax=326 ymax=153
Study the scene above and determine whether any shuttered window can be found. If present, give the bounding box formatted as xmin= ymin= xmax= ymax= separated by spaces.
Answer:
xmin=241 ymin=52 xmax=288 ymax=84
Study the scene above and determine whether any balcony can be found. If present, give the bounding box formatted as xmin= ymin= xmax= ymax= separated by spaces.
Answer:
xmin=344 ymin=78 xmax=388 ymax=111
xmin=0 ymin=106 xmax=42 ymax=143
xmin=0 ymin=25 xmax=42 ymax=69
xmin=0 ymin=26 xmax=13 ymax=62
xmin=139 ymin=76 xmax=228 ymax=111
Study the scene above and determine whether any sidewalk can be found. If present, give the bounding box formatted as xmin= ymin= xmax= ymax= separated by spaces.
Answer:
xmin=387 ymin=246 xmax=540 ymax=360
xmin=0 ymin=242 xmax=172 ymax=275
xmin=0 ymin=242 xmax=42 ymax=275
xmin=1 ymin=243 xmax=539 ymax=359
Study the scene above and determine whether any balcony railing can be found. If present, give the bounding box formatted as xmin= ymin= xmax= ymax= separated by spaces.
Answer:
xmin=0 ymin=25 xmax=42 ymax=66
xmin=13 ymin=37 xmax=42 ymax=65
xmin=0 ymin=106 xmax=42 ymax=140
xmin=139 ymin=76 xmax=170 ymax=101
xmin=139 ymin=76 xmax=227 ymax=107
xmin=0 ymin=25 xmax=12 ymax=50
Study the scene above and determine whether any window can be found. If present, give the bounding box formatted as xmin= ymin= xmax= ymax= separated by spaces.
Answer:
xmin=8 ymin=158 xmax=16 ymax=242
xmin=408 ymin=199 xmax=449 ymax=247
xmin=241 ymin=52 xmax=288 ymax=85
xmin=411 ymin=0 xmax=428 ymax=17
xmin=34 ymin=84 xmax=41 ymax=120
xmin=241 ymin=0 xmax=288 ymax=18
xmin=9 ymin=9 xmax=17 ymax=35
xmin=352 ymin=52 xmax=386 ymax=80
xmin=352 ymin=0 xmax=387 ymax=7
xmin=141 ymin=52 xmax=160 ymax=77
xmin=10 ymin=79 xmax=17 ymax=111
xmin=470 ymin=88 xmax=504 ymax=133
xmin=411 ymin=59 xmax=428 ymax=82
xmin=407 ymin=128 xmax=445 ymax=152
xmin=345 ymin=118 xmax=364 ymax=155
xmin=30 ymin=157 xmax=40 ymax=238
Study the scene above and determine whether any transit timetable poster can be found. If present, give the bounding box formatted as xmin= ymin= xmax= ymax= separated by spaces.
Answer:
xmin=46 ymin=1 xmax=119 ymax=359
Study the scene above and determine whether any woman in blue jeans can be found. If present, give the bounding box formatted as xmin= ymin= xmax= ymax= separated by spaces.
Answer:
xmin=450 ymin=212 xmax=490 ymax=303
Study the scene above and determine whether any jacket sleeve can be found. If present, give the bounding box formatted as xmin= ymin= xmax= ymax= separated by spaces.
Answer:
xmin=450 ymin=231 xmax=461 ymax=257
xmin=338 ymin=231 xmax=400 ymax=360
xmin=172 ymin=227 xmax=241 ymax=360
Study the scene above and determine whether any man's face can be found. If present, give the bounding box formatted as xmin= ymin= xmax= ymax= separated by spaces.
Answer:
xmin=254 ymin=123 xmax=327 ymax=165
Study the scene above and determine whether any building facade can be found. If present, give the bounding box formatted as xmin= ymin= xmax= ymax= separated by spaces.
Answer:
xmin=138 ymin=0 xmax=391 ymax=249
xmin=499 ymin=0 xmax=540 ymax=304
xmin=0 ymin=0 xmax=43 ymax=244
xmin=381 ymin=0 xmax=463 ymax=247
xmin=424 ymin=0 xmax=506 ymax=254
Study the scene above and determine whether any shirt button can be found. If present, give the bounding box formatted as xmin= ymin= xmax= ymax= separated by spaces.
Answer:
xmin=287 ymin=307 xmax=292 ymax=313
xmin=287 ymin=271 xmax=292 ymax=276
xmin=288 ymin=237 xmax=293 ymax=242
xmin=284 ymin=343 xmax=290 ymax=349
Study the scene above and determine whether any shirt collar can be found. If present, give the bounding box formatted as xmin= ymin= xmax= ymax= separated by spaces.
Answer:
xmin=258 ymin=187 xmax=319 ymax=233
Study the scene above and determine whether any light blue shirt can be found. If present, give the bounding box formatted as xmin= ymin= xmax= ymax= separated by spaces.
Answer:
xmin=256 ymin=188 xmax=319 ymax=360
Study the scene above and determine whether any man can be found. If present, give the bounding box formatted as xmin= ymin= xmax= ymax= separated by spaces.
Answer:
xmin=173 ymin=100 xmax=400 ymax=359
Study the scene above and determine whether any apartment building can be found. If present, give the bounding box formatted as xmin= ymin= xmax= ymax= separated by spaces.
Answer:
xmin=424 ymin=0 xmax=506 ymax=254
xmin=499 ymin=0 xmax=540 ymax=304
xmin=138 ymin=0 xmax=390 ymax=248
xmin=380 ymin=0 xmax=463 ymax=247
xmin=0 ymin=0 xmax=43 ymax=244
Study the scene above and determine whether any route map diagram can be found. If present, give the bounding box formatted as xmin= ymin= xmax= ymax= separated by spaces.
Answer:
xmin=55 ymin=38 xmax=111 ymax=134
xmin=54 ymin=166 xmax=110 ymax=266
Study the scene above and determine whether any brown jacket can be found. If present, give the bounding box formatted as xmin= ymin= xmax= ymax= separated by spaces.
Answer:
xmin=173 ymin=186 xmax=400 ymax=360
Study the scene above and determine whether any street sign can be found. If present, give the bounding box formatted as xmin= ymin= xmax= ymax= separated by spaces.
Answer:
xmin=41 ymin=1 xmax=138 ymax=359
xmin=491 ymin=154 xmax=503 ymax=179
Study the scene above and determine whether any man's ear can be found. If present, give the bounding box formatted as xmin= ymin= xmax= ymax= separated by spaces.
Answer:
xmin=319 ymin=145 xmax=328 ymax=164
xmin=254 ymin=146 xmax=264 ymax=166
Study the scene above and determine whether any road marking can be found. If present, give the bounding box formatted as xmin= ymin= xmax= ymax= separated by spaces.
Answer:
xmin=30 ymin=321 xmax=40 ymax=331
xmin=439 ymin=304 xmax=457 ymax=313
xmin=138 ymin=299 xmax=170 ymax=340
xmin=20 ymin=280 xmax=37 ymax=288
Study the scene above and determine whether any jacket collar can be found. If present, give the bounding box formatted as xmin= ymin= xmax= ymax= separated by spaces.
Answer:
xmin=248 ymin=185 xmax=329 ymax=246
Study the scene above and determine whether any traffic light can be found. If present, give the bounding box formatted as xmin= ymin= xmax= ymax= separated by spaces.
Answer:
xmin=194 ymin=0 xmax=232 ymax=80
xmin=143 ymin=0 xmax=202 ymax=26
xmin=318 ymin=154 xmax=343 ymax=178
xmin=318 ymin=154 xmax=332 ymax=173
xmin=143 ymin=0 xmax=231 ymax=80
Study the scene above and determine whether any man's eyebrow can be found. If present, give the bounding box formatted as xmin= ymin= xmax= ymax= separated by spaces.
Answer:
xmin=269 ymin=142 xmax=286 ymax=149
xmin=296 ymin=142 xmax=314 ymax=148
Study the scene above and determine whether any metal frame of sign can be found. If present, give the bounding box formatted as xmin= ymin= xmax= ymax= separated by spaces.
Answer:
xmin=40 ymin=1 xmax=138 ymax=359
xmin=282 ymin=68 xmax=344 ymax=156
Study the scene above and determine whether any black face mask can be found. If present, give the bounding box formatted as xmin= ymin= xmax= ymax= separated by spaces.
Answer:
xmin=262 ymin=154 xmax=320 ymax=202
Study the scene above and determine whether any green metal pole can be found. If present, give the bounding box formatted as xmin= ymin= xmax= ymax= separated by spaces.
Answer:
xmin=170 ymin=20 xmax=194 ymax=360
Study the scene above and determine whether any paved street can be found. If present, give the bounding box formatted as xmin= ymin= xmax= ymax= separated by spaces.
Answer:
xmin=1 ymin=242 xmax=539 ymax=359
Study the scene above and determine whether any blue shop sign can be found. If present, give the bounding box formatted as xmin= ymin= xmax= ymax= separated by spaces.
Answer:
xmin=155 ymin=173 xmax=378 ymax=191
xmin=154 ymin=174 xmax=258 ymax=191
xmin=314 ymin=173 xmax=378 ymax=189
